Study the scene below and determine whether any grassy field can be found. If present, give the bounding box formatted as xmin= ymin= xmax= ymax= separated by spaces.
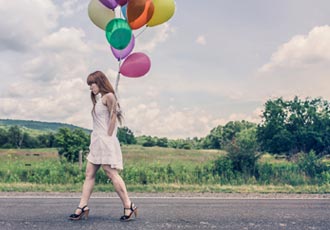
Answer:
xmin=0 ymin=145 xmax=223 ymax=163
xmin=122 ymin=145 xmax=223 ymax=165
xmin=0 ymin=146 xmax=329 ymax=193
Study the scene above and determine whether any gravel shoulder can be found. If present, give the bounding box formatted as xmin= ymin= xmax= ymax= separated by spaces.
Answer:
xmin=1 ymin=192 xmax=330 ymax=199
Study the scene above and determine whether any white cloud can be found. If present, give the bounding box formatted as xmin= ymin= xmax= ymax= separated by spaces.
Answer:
xmin=1 ymin=25 xmax=95 ymax=129
xmin=122 ymin=102 xmax=213 ymax=138
xmin=0 ymin=78 xmax=92 ymax=128
xmin=259 ymin=25 xmax=330 ymax=73
xmin=137 ymin=23 xmax=175 ymax=52
xmin=0 ymin=0 xmax=58 ymax=51
xmin=196 ymin=35 xmax=206 ymax=46
xmin=119 ymin=99 xmax=262 ymax=138
xmin=60 ymin=0 xmax=88 ymax=17
xmin=253 ymin=25 xmax=330 ymax=101
xmin=22 ymin=27 xmax=91 ymax=82
xmin=39 ymin=27 xmax=89 ymax=52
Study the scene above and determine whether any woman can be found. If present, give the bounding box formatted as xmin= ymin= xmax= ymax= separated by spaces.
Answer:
xmin=69 ymin=71 xmax=137 ymax=221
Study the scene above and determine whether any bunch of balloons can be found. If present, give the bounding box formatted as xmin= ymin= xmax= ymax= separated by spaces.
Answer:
xmin=88 ymin=0 xmax=176 ymax=91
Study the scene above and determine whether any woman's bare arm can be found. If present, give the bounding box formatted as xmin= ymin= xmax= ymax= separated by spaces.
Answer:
xmin=104 ymin=93 xmax=117 ymax=137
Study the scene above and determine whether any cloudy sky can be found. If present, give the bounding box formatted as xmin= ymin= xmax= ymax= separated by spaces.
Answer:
xmin=1 ymin=0 xmax=330 ymax=138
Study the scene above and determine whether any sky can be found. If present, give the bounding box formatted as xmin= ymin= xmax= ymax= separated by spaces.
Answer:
xmin=1 ymin=0 xmax=330 ymax=139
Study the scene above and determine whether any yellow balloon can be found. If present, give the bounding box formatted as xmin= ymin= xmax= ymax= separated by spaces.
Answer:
xmin=147 ymin=0 xmax=175 ymax=27
xmin=88 ymin=0 xmax=115 ymax=30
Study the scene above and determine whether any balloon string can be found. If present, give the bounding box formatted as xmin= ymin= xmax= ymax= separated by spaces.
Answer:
xmin=115 ymin=59 xmax=122 ymax=94
xmin=119 ymin=6 xmax=123 ymax=18
xmin=135 ymin=26 xmax=147 ymax=39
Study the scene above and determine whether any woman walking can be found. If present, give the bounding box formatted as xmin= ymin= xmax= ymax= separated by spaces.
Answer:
xmin=69 ymin=70 xmax=137 ymax=221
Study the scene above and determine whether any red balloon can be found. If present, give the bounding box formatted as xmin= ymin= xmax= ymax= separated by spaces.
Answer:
xmin=120 ymin=52 xmax=151 ymax=78
xmin=127 ymin=0 xmax=154 ymax=29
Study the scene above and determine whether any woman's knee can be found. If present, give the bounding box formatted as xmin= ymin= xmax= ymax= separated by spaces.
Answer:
xmin=102 ymin=165 xmax=117 ymax=180
xmin=85 ymin=163 xmax=99 ymax=179
xmin=85 ymin=169 xmax=95 ymax=180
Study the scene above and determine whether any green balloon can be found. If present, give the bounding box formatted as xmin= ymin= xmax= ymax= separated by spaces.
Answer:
xmin=105 ymin=18 xmax=132 ymax=50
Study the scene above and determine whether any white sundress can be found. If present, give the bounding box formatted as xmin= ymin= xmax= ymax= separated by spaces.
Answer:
xmin=86 ymin=93 xmax=123 ymax=170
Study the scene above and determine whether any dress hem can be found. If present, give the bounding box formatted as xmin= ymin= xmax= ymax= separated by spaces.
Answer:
xmin=86 ymin=158 xmax=123 ymax=170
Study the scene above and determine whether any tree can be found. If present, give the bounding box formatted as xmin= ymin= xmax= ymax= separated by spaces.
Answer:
xmin=8 ymin=126 xmax=24 ymax=148
xmin=200 ymin=121 xmax=256 ymax=150
xmin=21 ymin=132 xmax=39 ymax=148
xmin=201 ymin=125 xmax=223 ymax=149
xmin=55 ymin=128 xmax=90 ymax=162
xmin=117 ymin=126 xmax=136 ymax=144
xmin=222 ymin=121 xmax=256 ymax=146
xmin=37 ymin=133 xmax=56 ymax=148
xmin=156 ymin=137 xmax=168 ymax=147
xmin=225 ymin=127 xmax=261 ymax=175
xmin=0 ymin=128 xmax=9 ymax=148
xmin=257 ymin=97 xmax=330 ymax=155
xmin=141 ymin=136 xmax=156 ymax=147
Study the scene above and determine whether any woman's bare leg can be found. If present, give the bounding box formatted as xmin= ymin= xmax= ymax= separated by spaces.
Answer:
xmin=102 ymin=165 xmax=131 ymax=210
xmin=75 ymin=162 xmax=100 ymax=214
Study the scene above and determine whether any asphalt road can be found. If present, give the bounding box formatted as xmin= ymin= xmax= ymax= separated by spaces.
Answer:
xmin=0 ymin=196 xmax=329 ymax=230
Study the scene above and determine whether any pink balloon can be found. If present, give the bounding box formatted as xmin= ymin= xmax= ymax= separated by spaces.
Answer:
xmin=116 ymin=0 xmax=128 ymax=6
xmin=111 ymin=34 xmax=135 ymax=60
xmin=99 ymin=0 xmax=118 ymax=9
xmin=120 ymin=52 xmax=151 ymax=78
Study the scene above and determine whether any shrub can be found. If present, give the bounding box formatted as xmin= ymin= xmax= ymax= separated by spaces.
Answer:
xmin=225 ymin=127 xmax=261 ymax=175
xmin=297 ymin=150 xmax=328 ymax=178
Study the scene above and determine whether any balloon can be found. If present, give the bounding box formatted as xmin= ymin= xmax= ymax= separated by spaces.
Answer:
xmin=116 ymin=0 xmax=128 ymax=6
xmin=99 ymin=0 xmax=118 ymax=9
xmin=121 ymin=4 xmax=127 ymax=19
xmin=147 ymin=0 xmax=175 ymax=27
xmin=88 ymin=0 xmax=115 ymax=30
xmin=127 ymin=0 xmax=154 ymax=30
xmin=111 ymin=34 xmax=135 ymax=60
xmin=120 ymin=52 xmax=151 ymax=78
xmin=105 ymin=18 xmax=132 ymax=50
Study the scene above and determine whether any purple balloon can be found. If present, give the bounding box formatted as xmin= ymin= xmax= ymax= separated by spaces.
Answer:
xmin=120 ymin=52 xmax=151 ymax=78
xmin=116 ymin=0 xmax=128 ymax=6
xmin=99 ymin=0 xmax=118 ymax=9
xmin=111 ymin=34 xmax=135 ymax=60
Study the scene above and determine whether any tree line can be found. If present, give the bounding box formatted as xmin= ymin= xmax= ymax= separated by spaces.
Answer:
xmin=1 ymin=96 xmax=330 ymax=161
xmin=0 ymin=126 xmax=57 ymax=149
xmin=136 ymin=96 xmax=330 ymax=178
xmin=141 ymin=96 xmax=330 ymax=156
xmin=0 ymin=126 xmax=135 ymax=150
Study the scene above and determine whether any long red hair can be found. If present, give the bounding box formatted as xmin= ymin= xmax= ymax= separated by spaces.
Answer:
xmin=87 ymin=71 xmax=122 ymax=124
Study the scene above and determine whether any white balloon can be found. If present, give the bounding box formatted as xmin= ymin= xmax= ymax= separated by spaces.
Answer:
xmin=88 ymin=0 xmax=115 ymax=30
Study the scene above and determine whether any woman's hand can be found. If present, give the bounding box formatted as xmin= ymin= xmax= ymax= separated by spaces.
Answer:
xmin=108 ymin=130 xmax=114 ymax=137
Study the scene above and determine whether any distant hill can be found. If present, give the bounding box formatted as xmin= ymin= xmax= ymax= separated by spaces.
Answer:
xmin=0 ymin=119 xmax=91 ymax=134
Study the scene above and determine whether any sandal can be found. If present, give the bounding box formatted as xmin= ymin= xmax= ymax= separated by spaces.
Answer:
xmin=69 ymin=205 xmax=89 ymax=221
xmin=120 ymin=202 xmax=138 ymax=221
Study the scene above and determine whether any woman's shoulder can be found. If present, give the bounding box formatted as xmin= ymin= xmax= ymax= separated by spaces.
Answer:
xmin=103 ymin=92 xmax=116 ymax=104
xmin=104 ymin=92 xmax=115 ymax=98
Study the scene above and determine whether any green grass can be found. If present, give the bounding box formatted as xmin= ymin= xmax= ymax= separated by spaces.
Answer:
xmin=0 ymin=148 xmax=58 ymax=157
xmin=259 ymin=153 xmax=289 ymax=165
xmin=122 ymin=145 xmax=223 ymax=165
xmin=0 ymin=146 xmax=222 ymax=164
xmin=0 ymin=147 xmax=329 ymax=193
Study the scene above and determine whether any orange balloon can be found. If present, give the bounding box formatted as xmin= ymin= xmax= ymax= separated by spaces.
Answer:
xmin=127 ymin=0 xmax=154 ymax=30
